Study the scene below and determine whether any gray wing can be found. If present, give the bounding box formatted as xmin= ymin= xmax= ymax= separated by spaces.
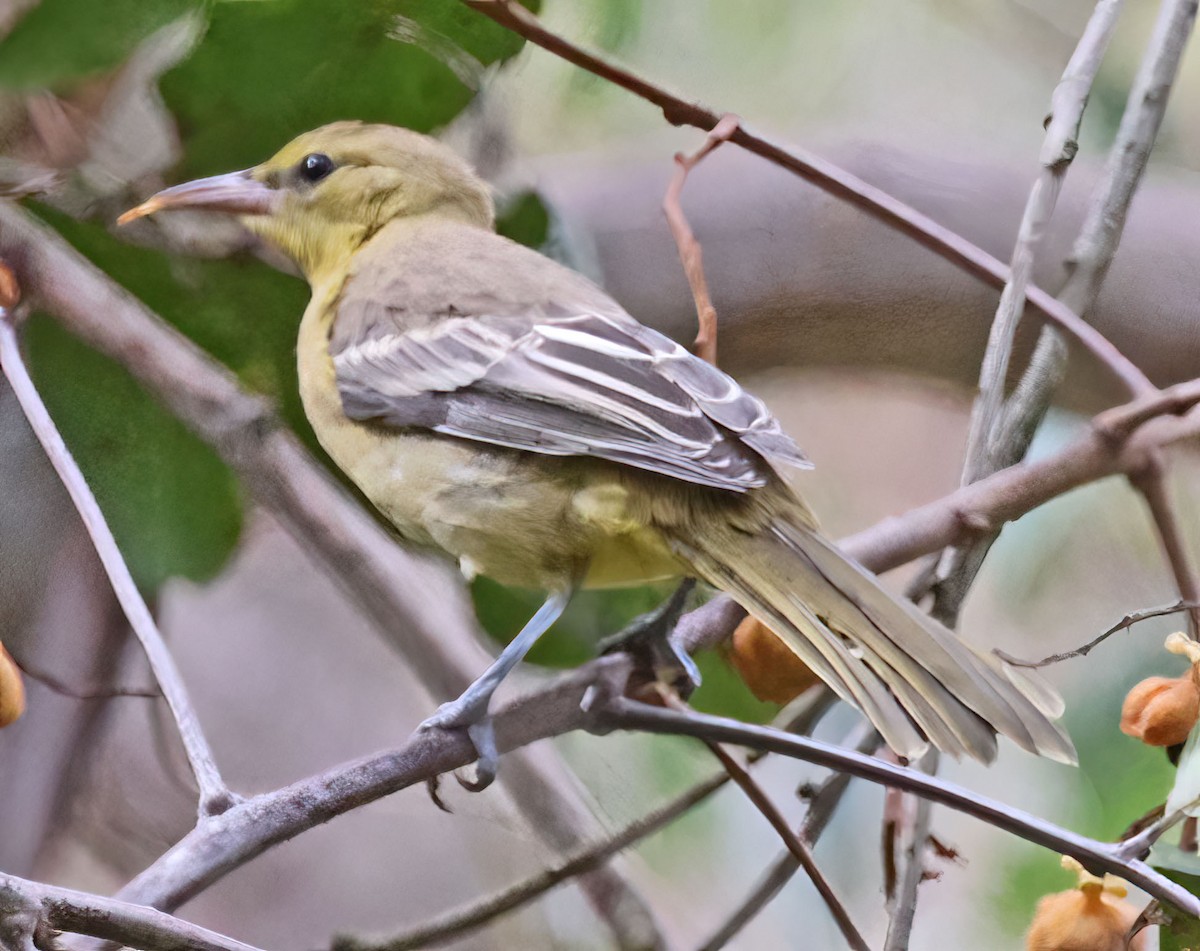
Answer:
xmin=334 ymin=307 xmax=810 ymax=493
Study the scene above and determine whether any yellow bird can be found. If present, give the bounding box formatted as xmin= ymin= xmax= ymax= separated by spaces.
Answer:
xmin=121 ymin=122 xmax=1074 ymax=785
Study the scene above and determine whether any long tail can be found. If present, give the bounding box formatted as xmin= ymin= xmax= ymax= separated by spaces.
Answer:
xmin=669 ymin=511 xmax=1075 ymax=764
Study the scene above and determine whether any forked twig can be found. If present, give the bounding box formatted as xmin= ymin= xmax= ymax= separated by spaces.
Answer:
xmin=663 ymin=114 xmax=740 ymax=365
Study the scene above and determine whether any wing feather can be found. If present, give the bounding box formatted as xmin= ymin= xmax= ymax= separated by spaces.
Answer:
xmin=334 ymin=308 xmax=810 ymax=492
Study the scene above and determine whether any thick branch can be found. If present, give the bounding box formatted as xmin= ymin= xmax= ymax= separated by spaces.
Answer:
xmin=0 ymin=874 xmax=262 ymax=951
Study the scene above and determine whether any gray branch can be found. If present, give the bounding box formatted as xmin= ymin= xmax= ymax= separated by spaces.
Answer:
xmin=0 ymin=874 xmax=263 ymax=951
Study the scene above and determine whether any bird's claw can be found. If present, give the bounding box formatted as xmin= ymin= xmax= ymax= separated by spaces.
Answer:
xmin=418 ymin=695 xmax=490 ymax=733
xmin=598 ymin=579 xmax=702 ymax=698
xmin=418 ymin=701 xmax=499 ymax=792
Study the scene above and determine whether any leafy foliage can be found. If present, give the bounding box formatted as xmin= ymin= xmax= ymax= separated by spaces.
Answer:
xmin=0 ymin=0 xmax=199 ymax=90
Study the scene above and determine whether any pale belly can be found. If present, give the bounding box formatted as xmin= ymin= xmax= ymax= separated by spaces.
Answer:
xmin=296 ymin=305 xmax=686 ymax=592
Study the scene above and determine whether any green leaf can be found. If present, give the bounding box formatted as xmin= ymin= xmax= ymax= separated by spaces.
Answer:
xmin=159 ymin=0 xmax=535 ymax=178
xmin=471 ymin=576 xmax=778 ymax=721
xmin=23 ymin=203 xmax=319 ymax=590
xmin=0 ymin=0 xmax=200 ymax=90
xmin=495 ymin=190 xmax=551 ymax=250
xmin=471 ymin=577 xmax=674 ymax=669
xmin=24 ymin=314 xmax=242 ymax=590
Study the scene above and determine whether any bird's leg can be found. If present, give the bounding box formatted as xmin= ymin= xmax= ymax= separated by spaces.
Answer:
xmin=419 ymin=588 xmax=572 ymax=791
xmin=599 ymin=578 xmax=701 ymax=698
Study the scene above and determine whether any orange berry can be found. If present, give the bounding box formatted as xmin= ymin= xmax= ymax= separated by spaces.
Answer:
xmin=0 ymin=642 xmax=25 ymax=728
xmin=1026 ymin=859 xmax=1148 ymax=951
xmin=1120 ymin=674 xmax=1199 ymax=747
xmin=727 ymin=615 xmax=821 ymax=704
xmin=0 ymin=259 xmax=18 ymax=311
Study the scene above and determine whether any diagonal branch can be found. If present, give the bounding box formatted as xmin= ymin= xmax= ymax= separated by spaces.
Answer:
xmin=656 ymin=690 xmax=868 ymax=951
xmin=332 ymin=769 xmax=729 ymax=951
xmin=0 ymin=269 xmax=232 ymax=818
xmin=332 ymin=686 xmax=835 ymax=951
xmin=461 ymin=0 xmax=1154 ymax=398
xmin=697 ymin=726 xmax=878 ymax=951
xmin=593 ymin=697 xmax=1200 ymax=915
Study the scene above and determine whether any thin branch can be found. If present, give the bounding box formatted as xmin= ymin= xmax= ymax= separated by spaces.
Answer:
xmin=591 ymin=697 xmax=1200 ymax=915
xmin=0 ymin=873 xmax=264 ymax=951
xmin=883 ymin=751 xmax=938 ymax=951
xmin=1116 ymin=795 xmax=1200 ymax=862
xmin=662 ymin=114 xmax=740 ymax=365
xmin=996 ymin=599 xmax=1200 ymax=668
xmin=9 ymin=651 xmax=160 ymax=700
xmin=978 ymin=0 xmax=1198 ymax=620
xmin=0 ymin=286 xmax=232 ymax=818
xmin=657 ymin=691 xmax=867 ymax=951
xmin=461 ymin=0 xmax=1154 ymax=398
xmin=1130 ymin=452 xmax=1200 ymax=636
xmin=332 ymin=770 xmax=729 ymax=951
xmin=0 ymin=205 xmax=662 ymax=948
xmin=698 ymin=726 xmax=878 ymax=951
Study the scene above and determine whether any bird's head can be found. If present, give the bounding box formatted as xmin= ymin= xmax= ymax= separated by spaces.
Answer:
xmin=119 ymin=121 xmax=494 ymax=285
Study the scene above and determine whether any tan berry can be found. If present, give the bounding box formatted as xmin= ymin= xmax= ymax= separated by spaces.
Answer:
xmin=1026 ymin=858 xmax=1148 ymax=951
xmin=727 ymin=615 xmax=821 ymax=704
xmin=0 ymin=642 xmax=25 ymax=728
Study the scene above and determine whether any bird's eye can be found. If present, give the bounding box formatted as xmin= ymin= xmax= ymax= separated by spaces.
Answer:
xmin=299 ymin=152 xmax=335 ymax=183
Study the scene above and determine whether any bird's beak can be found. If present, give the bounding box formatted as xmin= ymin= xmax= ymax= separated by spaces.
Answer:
xmin=118 ymin=170 xmax=279 ymax=225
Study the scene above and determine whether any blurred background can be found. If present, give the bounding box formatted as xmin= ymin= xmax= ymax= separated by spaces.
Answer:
xmin=1 ymin=0 xmax=1199 ymax=948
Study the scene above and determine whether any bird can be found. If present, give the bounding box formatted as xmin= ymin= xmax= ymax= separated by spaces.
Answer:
xmin=120 ymin=121 xmax=1075 ymax=787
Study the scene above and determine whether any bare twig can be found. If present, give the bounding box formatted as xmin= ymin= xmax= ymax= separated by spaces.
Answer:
xmin=983 ymin=0 xmax=1198 ymax=625
xmin=883 ymin=752 xmax=938 ymax=951
xmin=959 ymin=0 xmax=1124 ymax=488
xmin=662 ymin=114 xmax=740 ymax=365
xmin=0 ymin=873 xmax=264 ymax=951
xmin=9 ymin=652 xmax=160 ymax=700
xmin=1130 ymin=453 xmax=1200 ymax=636
xmin=657 ymin=691 xmax=868 ymax=951
xmin=698 ymin=726 xmax=878 ymax=951
xmin=461 ymin=0 xmax=1154 ymax=397
xmin=1116 ymin=795 xmax=1200 ymax=862
xmin=592 ymin=697 xmax=1200 ymax=915
xmin=997 ymin=599 xmax=1200 ymax=668
xmin=0 ymin=278 xmax=232 ymax=818
xmin=332 ymin=769 xmax=729 ymax=951
xmin=0 ymin=205 xmax=662 ymax=948
xmin=927 ymin=0 xmax=1127 ymax=623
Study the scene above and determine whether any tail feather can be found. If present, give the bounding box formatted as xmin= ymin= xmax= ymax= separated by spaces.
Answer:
xmin=670 ymin=515 xmax=1076 ymax=765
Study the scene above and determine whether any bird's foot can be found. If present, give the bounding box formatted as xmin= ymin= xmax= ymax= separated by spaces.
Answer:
xmin=418 ymin=697 xmax=500 ymax=792
xmin=599 ymin=579 xmax=701 ymax=699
